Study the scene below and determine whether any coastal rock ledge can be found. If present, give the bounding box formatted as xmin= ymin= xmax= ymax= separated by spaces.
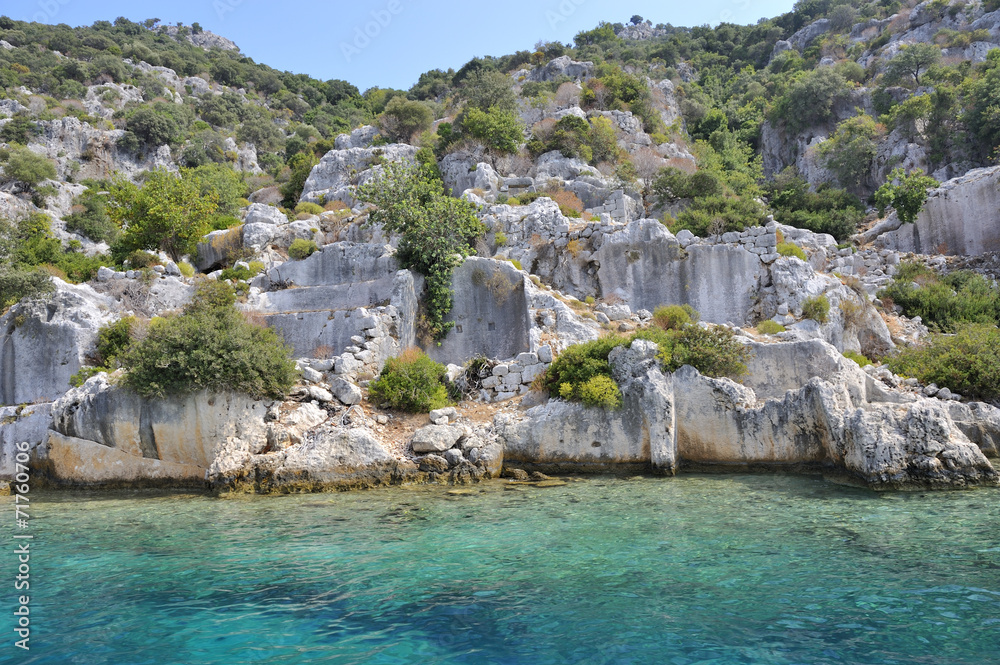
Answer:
xmin=497 ymin=339 xmax=1000 ymax=491
xmin=4 ymin=339 xmax=998 ymax=493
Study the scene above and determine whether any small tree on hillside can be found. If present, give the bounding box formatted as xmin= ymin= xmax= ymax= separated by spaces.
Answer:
xmin=885 ymin=43 xmax=940 ymax=87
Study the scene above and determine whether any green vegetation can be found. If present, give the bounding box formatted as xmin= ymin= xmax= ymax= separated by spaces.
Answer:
xmin=541 ymin=309 xmax=750 ymax=409
xmin=288 ymin=238 xmax=318 ymax=260
xmin=843 ymin=349 xmax=872 ymax=368
xmin=0 ymin=212 xmax=106 ymax=291
xmin=652 ymin=304 xmax=699 ymax=330
xmin=368 ymin=348 xmax=452 ymax=412
xmin=0 ymin=145 xmax=56 ymax=189
xmin=777 ymin=241 xmax=807 ymax=261
xmin=801 ymin=294 xmax=830 ymax=323
xmin=887 ymin=324 xmax=1000 ymax=401
xmin=817 ymin=114 xmax=882 ymax=195
xmin=107 ymin=165 xmax=247 ymax=262
xmin=64 ymin=183 xmax=117 ymax=243
xmin=878 ymin=262 xmax=1000 ymax=331
xmin=764 ymin=169 xmax=864 ymax=241
xmin=461 ymin=106 xmax=524 ymax=155
xmin=874 ymin=168 xmax=939 ymax=224
xmin=757 ymin=319 xmax=785 ymax=335
xmin=356 ymin=161 xmax=484 ymax=340
xmin=119 ymin=281 xmax=296 ymax=399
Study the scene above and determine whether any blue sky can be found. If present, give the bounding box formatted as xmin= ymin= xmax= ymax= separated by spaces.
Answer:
xmin=6 ymin=0 xmax=796 ymax=91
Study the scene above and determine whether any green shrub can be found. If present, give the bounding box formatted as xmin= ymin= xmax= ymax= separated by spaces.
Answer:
xmin=369 ymin=348 xmax=451 ymax=412
xmin=652 ymin=304 xmax=699 ymax=330
xmin=886 ymin=323 xmax=1000 ymax=401
xmin=219 ymin=263 xmax=262 ymax=281
xmin=294 ymin=201 xmax=324 ymax=216
xmin=70 ymin=366 xmax=107 ymax=388
xmin=64 ymin=187 xmax=117 ymax=243
xmin=95 ymin=316 xmax=135 ymax=366
xmin=843 ymin=350 xmax=872 ymax=368
xmin=801 ymin=295 xmax=830 ymax=323
xmin=577 ymin=375 xmax=623 ymax=409
xmin=177 ymin=261 xmax=195 ymax=278
xmin=0 ymin=267 xmax=54 ymax=309
xmin=126 ymin=250 xmax=159 ymax=269
xmin=541 ymin=324 xmax=750 ymax=408
xmin=288 ymin=238 xmax=318 ymax=260
xmin=119 ymin=281 xmax=296 ymax=399
xmin=461 ymin=106 xmax=524 ymax=155
xmin=356 ymin=161 xmax=484 ymax=340
xmin=777 ymin=241 xmax=807 ymax=261
xmin=878 ymin=265 xmax=1000 ymax=331
xmin=1 ymin=146 xmax=56 ymax=187
xmin=757 ymin=320 xmax=786 ymax=335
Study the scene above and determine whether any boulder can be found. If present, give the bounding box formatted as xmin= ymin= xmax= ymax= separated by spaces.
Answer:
xmin=330 ymin=377 xmax=362 ymax=406
xmin=300 ymin=143 xmax=418 ymax=206
xmin=411 ymin=424 xmax=465 ymax=453
xmin=497 ymin=338 xmax=997 ymax=489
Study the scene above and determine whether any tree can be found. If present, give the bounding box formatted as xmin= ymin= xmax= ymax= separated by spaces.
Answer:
xmin=460 ymin=107 xmax=524 ymax=155
xmin=874 ymin=168 xmax=939 ymax=223
xmin=885 ymin=43 xmax=940 ymax=87
xmin=356 ymin=161 xmax=484 ymax=339
xmin=630 ymin=15 xmax=644 ymax=25
xmin=237 ymin=108 xmax=285 ymax=153
xmin=0 ymin=113 xmax=40 ymax=145
xmin=1 ymin=147 xmax=56 ymax=188
xmin=126 ymin=107 xmax=179 ymax=147
xmin=461 ymin=70 xmax=518 ymax=113
xmin=107 ymin=168 xmax=220 ymax=261
xmin=818 ymin=113 xmax=883 ymax=195
xmin=964 ymin=50 xmax=1000 ymax=160
xmin=378 ymin=97 xmax=433 ymax=143
xmin=772 ymin=67 xmax=849 ymax=133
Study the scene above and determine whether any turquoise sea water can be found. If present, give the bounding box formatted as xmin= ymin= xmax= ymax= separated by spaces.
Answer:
xmin=4 ymin=475 xmax=1000 ymax=665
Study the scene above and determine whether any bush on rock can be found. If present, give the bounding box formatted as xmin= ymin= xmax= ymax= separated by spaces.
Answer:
xmin=369 ymin=348 xmax=452 ymax=412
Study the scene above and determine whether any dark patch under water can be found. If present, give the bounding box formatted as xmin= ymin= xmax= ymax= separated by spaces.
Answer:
xmin=6 ymin=474 xmax=1000 ymax=664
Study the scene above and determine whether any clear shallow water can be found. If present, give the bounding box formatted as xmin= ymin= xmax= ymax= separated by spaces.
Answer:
xmin=5 ymin=475 xmax=1000 ymax=665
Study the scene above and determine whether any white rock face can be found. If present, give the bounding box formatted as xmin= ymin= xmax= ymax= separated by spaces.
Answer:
xmin=522 ymin=56 xmax=594 ymax=83
xmin=500 ymin=340 xmax=675 ymax=472
xmin=498 ymin=338 xmax=998 ymax=490
xmin=0 ymin=280 xmax=118 ymax=405
xmin=300 ymin=143 xmax=418 ymax=206
xmin=0 ymin=403 xmax=52 ymax=480
xmin=867 ymin=166 xmax=1000 ymax=256
xmin=45 ymin=376 xmax=270 ymax=486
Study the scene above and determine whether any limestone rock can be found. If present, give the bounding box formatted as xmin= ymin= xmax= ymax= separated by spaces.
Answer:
xmin=411 ymin=424 xmax=465 ymax=453
xmin=300 ymin=144 xmax=418 ymax=206
xmin=1 ymin=280 xmax=118 ymax=405
xmin=0 ymin=403 xmax=52 ymax=480
xmin=47 ymin=377 xmax=269 ymax=486
xmin=867 ymin=166 xmax=1000 ymax=256
xmin=330 ymin=377 xmax=363 ymax=406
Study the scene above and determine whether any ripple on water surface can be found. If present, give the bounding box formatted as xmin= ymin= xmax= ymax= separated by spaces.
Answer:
xmin=6 ymin=474 xmax=1000 ymax=665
